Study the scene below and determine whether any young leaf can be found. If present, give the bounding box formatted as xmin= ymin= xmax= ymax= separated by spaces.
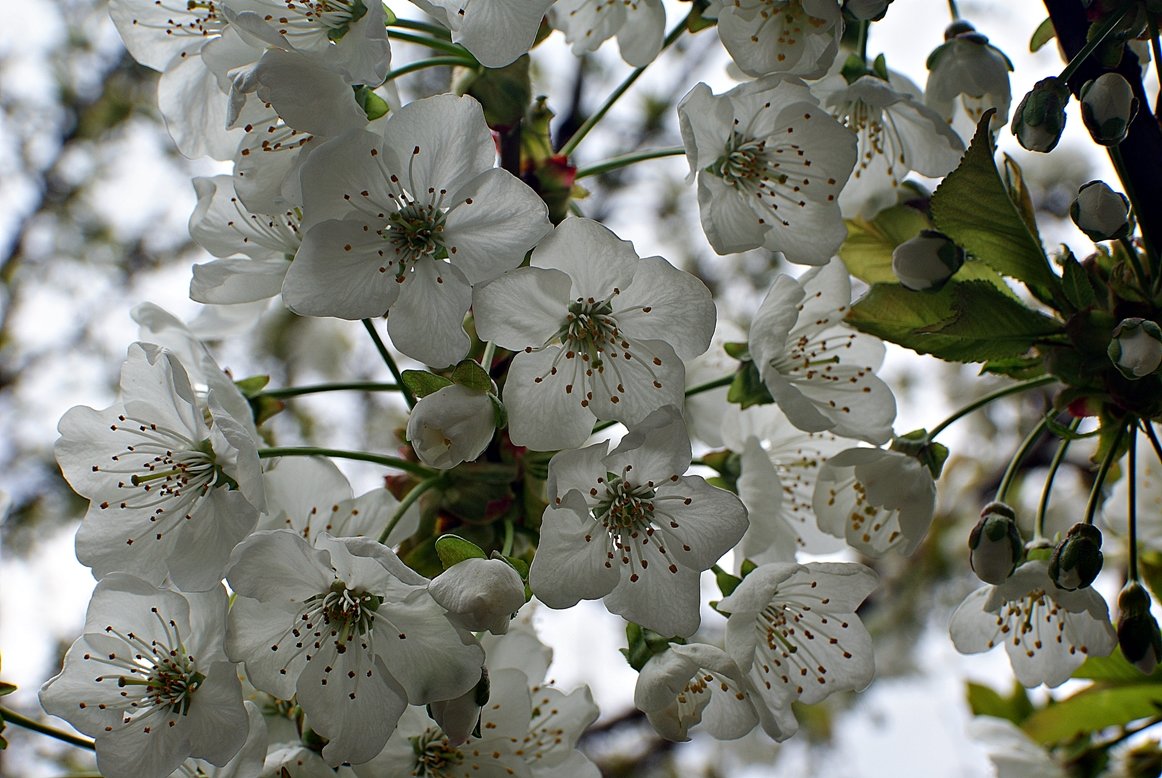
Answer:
xmin=402 ymin=369 xmax=454 ymax=399
xmin=1023 ymin=684 xmax=1162 ymax=745
xmin=1030 ymin=17 xmax=1056 ymax=52
xmin=434 ymin=534 xmax=488 ymax=570
xmin=451 ymin=359 xmax=493 ymax=394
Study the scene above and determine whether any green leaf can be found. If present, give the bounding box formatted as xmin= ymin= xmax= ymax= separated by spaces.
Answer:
xmin=434 ymin=534 xmax=487 ymax=570
xmin=847 ymin=281 xmax=1062 ymax=363
xmin=1072 ymin=647 xmax=1162 ymax=684
xmin=727 ymin=361 xmax=774 ymax=408
xmin=234 ymin=374 xmax=271 ymax=397
xmin=966 ymin=681 xmax=1034 ymax=724
xmin=1030 ymin=17 xmax=1056 ymax=52
xmin=931 ymin=111 xmax=1063 ymax=307
xmin=980 ymin=355 xmax=1047 ymax=379
xmin=1061 ymin=252 xmax=1101 ymax=311
xmin=1023 ymin=684 xmax=1162 ymax=745
xmin=1001 ymin=154 xmax=1042 ymax=242
xmin=450 ymin=359 xmax=493 ymax=394
xmin=401 ymin=369 xmax=454 ymax=399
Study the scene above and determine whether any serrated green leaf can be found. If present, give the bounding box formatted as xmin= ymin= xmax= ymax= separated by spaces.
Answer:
xmin=966 ymin=681 xmax=1034 ymax=724
xmin=1001 ymin=154 xmax=1042 ymax=242
xmin=1030 ymin=17 xmax=1056 ymax=52
xmin=980 ymin=356 xmax=1047 ymax=379
xmin=402 ymin=369 xmax=454 ymax=399
xmin=727 ymin=361 xmax=774 ymax=408
xmin=847 ymin=281 xmax=1062 ymax=363
xmin=450 ymin=359 xmax=492 ymax=394
xmin=931 ymin=111 xmax=1063 ymax=307
xmin=434 ymin=534 xmax=487 ymax=570
xmin=1061 ymin=253 xmax=1101 ymax=311
xmin=1023 ymin=684 xmax=1162 ymax=745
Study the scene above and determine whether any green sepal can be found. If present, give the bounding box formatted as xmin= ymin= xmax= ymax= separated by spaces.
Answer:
xmin=354 ymin=85 xmax=390 ymax=121
xmin=966 ymin=680 xmax=1034 ymax=725
xmin=871 ymin=53 xmax=890 ymax=82
xmin=1061 ymin=249 xmax=1101 ymax=312
xmin=234 ymin=374 xmax=271 ymax=397
xmin=435 ymin=534 xmax=488 ymax=570
xmin=714 ymin=567 xmax=743 ymax=597
xmin=892 ymin=428 xmax=949 ymax=479
xmin=402 ymin=369 xmax=454 ymax=399
xmin=621 ymin=622 xmax=682 ymax=672
xmin=739 ymin=559 xmax=758 ymax=578
xmin=249 ymin=395 xmax=286 ymax=427
xmin=723 ymin=341 xmax=750 ymax=360
xmin=727 ymin=361 xmax=774 ymax=408
xmin=685 ymin=0 xmax=717 ymax=31
xmin=1029 ymin=17 xmax=1056 ymax=52
xmin=489 ymin=394 xmax=507 ymax=430
xmin=451 ymin=359 xmax=493 ymax=394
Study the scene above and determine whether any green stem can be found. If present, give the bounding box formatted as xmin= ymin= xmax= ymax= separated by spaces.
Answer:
xmin=256 ymin=381 xmax=401 ymax=399
xmin=857 ymin=19 xmax=870 ymax=64
xmin=387 ymin=17 xmax=453 ymax=39
xmin=947 ymin=0 xmax=959 ymax=20
xmin=686 ymin=374 xmax=734 ymax=398
xmin=384 ymin=56 xmax=478 ymax=82
xmin=362 ymin=319 xmax=416 ymax=408
xmin=558 ymin=14 xmax=690 ymax=158
xmin=1129 ymin=423 xmax=1140 ymax=580
xmin=480 ymin=341 xmax=497 ymax=372
xmin=929 ymin=376 xmax=1056 ymax=440
xmin=501 ymin=518 xmax=515 ymax=557
xmin=0 ymin=707 xmax=95 ymax=751
xmin=1035 ymin=418 xmax=1080 ymax=541
xmin=575 ymin=147 xmax=687 ymax=180
xmin=1083 ymin=421 xmax=1129 ymax=525
xmin=1058 ymin=2 xmax=1135 ymax=84
xmin=996 ymin=415 xmax=1050 ymax=503
xmin=387 ymin=29 xmax=476 ymax=60
xmin=378 ymin=476 xmax=442 ymax=543
xmin=1119 ymin=236 xmax=1151 ymax=297
xmin=259 ymin=447 xmax=434 ymax=478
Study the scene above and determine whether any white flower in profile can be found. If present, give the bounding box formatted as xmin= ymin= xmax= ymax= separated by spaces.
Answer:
xmin=39 ymin=575 xmax=248 ymax=778
xmin=714 ymin=0 xmax=843 ymax=80
xmin=814 ymin=69 xmax=964 ymax=218
xmin=812 ymin=445 xmax=937 ymax=555
xmin=677 ymin=76 xmax=856 ymax=264
xmin=553 ymin=0 xmax=666 ymax=67
xmin=749 ymin=258 xmax=897 ymax=444
xmin=925 ymin=21 xmax=1013 ymax=132
xmin=969 ymin=716 xmax=1067 ymax=778
xmin=411 ymin=0 xmax=557 ymax=68
xmin=634 ymin=643 xmax=760 ymax=742
xmin=529 ymin=406 xmax=748 ymax=637
xmin=474 ymin=218 xmax=715 ymax=451
xmin=950 ymin=560 xmax=1117 ymax=688
xmin=55 ymin=343 xmax=264 ymax=592
xmin=225 ymin=530 xmax=485 ymax=765
xmin=283 ymin=94 xmax=551 ymax=367
xmin=722 ymin=404 xmax=848 ymax=565
xmin=429 ymin=557 xmax=527 ymax=635
xmin=719 ymin=562 xmax=877 ymax=741
xmin=406 ymin=383 xmax=497 ymax=470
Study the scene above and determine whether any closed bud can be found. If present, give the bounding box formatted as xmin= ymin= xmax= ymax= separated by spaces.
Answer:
xmin=1011 ymin=77 xmax=1070 ymax=152
xmin=1108 ymin=318 xmax=1162 ymax=379
xmin=1048 ymin=523 xmax=1103 ymax=590
xmin=429 ymin=557 xmax=527 ymax=635
xmin=969 ymin=502 xmax=1024 ymax=585
xmin=1080 ymin=73 xmax=1138 ymax=146
xmin=844 ymin=0 xmax=891 ymax=21
xmin=1117 ymin=581 xmax=1162 ymax=674
xmin=1070 ymin=180 xmax=1132 ymax=241
xmin=892 ymin=230 xmax=965 ymax=291
xmin=406 ymin=383 xmax=497 ymax=470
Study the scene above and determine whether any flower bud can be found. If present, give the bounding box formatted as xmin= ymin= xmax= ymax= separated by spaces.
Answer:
xmin=406 ymin=383 xmax=497 ymax=470
xmin=1011 ymin=77 xmax=1070 ymax=152
xmin=968 ymin=501 xmax=1023 ymax=585
xmin=1108 ymin=318 xmax=1162 ymax=379
xmin=429 ymin=557 xmax=526 ymax=634
xmin=1048 ymin=523 xmax=1103 ymax=590
xmin=1070 ymin=180 xmax=1131 ymax=241
xmin=1117 ymin=581 xmax=1162 ymax=674
xmin=892 ymin=230 xmax=965 ymax=292
xmin=844 ymin=0 xmax=891 ymax=21
xmin=1080 ymin=73 xmax=1138 ymax=146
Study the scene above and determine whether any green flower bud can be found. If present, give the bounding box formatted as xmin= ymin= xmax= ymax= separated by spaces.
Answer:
xmin=1080 ymin=72 xmax=1138 ymax=146
xmin=968 ymin=501 xmax=1024 ymax=585
xmin=1011 ymin=77 xmax=1070 ymax=152
xmin=891 ymin=230 xmax=965 ymax=292
xmin=1108 ymin=318 xmax=1162 ymax=379
xmin=844 ymin=0 xmax=891 ymax=21
xmin=1117 ymin=581 xmax=1162 ymax=674
xmin=1070 ymin=180 xmax=1132 ymax=241
xmin=1048 ymin=523 xmax=1103 ymax=590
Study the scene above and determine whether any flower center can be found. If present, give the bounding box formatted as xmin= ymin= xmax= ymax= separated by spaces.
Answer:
xmin=595 ymin=474 xmax=656 ymax=531
xmin=561 ymin=297 xmax=619 ymax=371
xmin=712 ymin=132 xmax=787 ymax=189
xmin=410 ymin=727 xmax=464 ymax=777
xmin=387 ymin=202 xmax=448 ymax=270
xmin=318 ymin=581 xmax=382 ymax=645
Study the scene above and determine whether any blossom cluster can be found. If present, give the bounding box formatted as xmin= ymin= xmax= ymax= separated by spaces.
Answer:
xmin=32 ymin=0 xmax=1146 ymax=775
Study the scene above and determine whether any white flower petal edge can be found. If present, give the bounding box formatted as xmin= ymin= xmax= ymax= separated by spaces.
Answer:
xmin=634 ymin=643 xmax=759 ymax=742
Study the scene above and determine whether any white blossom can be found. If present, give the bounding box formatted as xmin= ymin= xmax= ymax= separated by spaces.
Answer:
xmin=412 ymin=0 xmax=557 ymax=68
xmin=429 ymin=557 xmax=527 ymax=635
xmin=407 ymin=383 xmax=497 ymax=469
xmin=714 ymin=0 xmax=843 ymax=79
xmin=634 ymin=643 xmax=759 ymax=742
xmin=553 ymin=0 xmax=666 ymax=67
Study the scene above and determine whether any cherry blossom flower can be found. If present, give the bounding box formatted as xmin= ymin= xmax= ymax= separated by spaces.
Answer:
xmin=634 ymin=643 xmax=760 ymax=742
xmin=225 ymin=530 xmax=485 ymax=765
xmin=411 ymin=0 xmax=557 ymax=68
xmin=714 ymin=0 xmax=844 ymax=79
xmin=56 ymin=344 xmax=264 ymax=591
xmin=677 ymin=76 xmax=856 ymax=263
xmin=718 ymin=561 xmax=877 ymax=740
xmin=406 ymin=383 xmax=497 ymax=469
xmin=748 ymin=258 xmax=897 ymax=444
xmin=429 ymin=558 xmax=527 ymax=635
xmin=474 ymin=218 xmax=715 ymax=451
xmin=925 ymin=21 xmax=1013 ymax=131
xmin=39 ymin=575 xmax=248 ymax=778
xmin=950 ymin=560 xmax=1118 ymax=687
xmin=529 ymin=406 xmax=748 ymax=637
xmin=812 ymin=445 xmax=937 ymax=555
xmin=553 ymin=0 xmax=666 ymax=67
xmin=283 ymin=94 xmax=551 ymax=367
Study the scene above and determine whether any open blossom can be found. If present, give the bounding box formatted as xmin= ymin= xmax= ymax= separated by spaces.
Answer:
xmin=749 ymin=258 xmax=897 ymax=444
xmin=529 ymin=406 xmax=748 ymax=637
xmin=474 ymin=218 xmax=715 ymax=451
xmin=634 ymin=643 xmax=759 ymax=742
xmin=678 ymin=76 xmax=856 ymax=263
xmin=40 ymin=575 xmax=248 ymax=778
xmin=283 ymin=93 xmax=550 ymax=367
xmin=714 ymin=0 xmax=843 ymax=79
xmin=553 ymin=0 xmax=665 ymax=67
xmin=411 ymin=0 xmax=556 ymax=68
xmin=719 ymin=562 xmax=877 ymax=741
xmin=56 ymin=343 xmax=264 ymax=591
xmin=950 ymin=560 xmax=1117 ymax=687
xmin=925 ymin=21 xmax=1013 ymax=130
